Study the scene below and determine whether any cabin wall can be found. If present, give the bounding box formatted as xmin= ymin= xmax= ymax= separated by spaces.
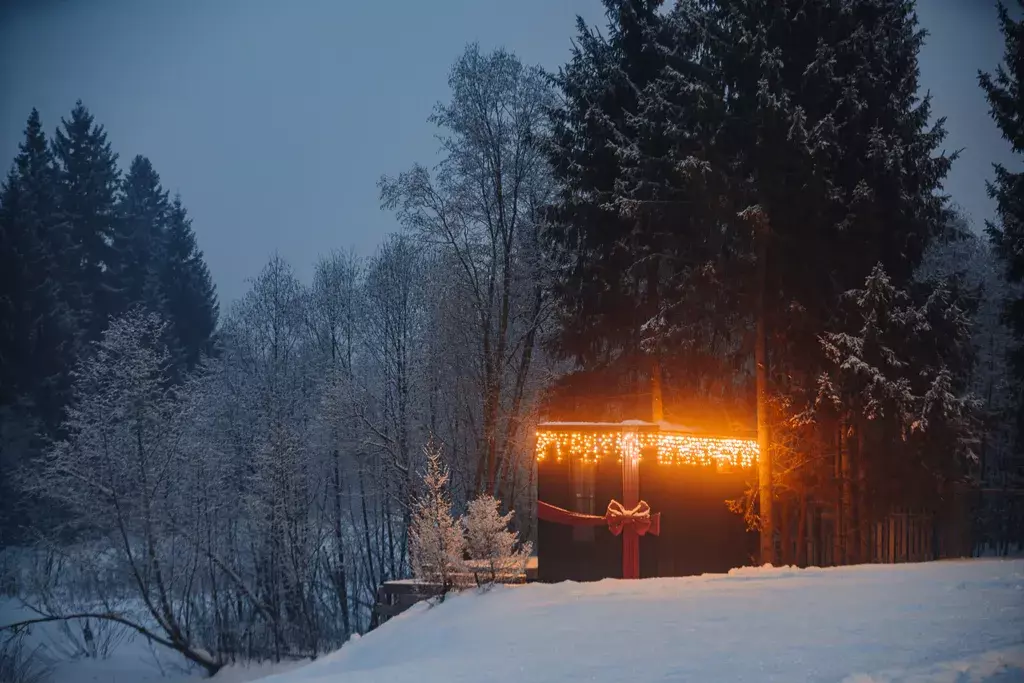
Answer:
xmin=537 ymin=457 xmax=622 ymax=582
xmin=537 ymin=453 xmax=755 ymax=581
xmin=638 ymin=458 xmax=756 ymax=577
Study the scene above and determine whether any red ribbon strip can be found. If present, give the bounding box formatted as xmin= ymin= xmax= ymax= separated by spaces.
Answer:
xmin=537 ymin=499 xmax=661 ymax=579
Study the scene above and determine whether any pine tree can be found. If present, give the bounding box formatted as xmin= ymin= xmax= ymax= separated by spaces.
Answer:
xmin=111 ymin=154 xmax=169 ymax=317
xmin=409 ymin=443 xmax=465 ymax=591
xmin=159 ymin=195 xmax=218 ymax=373
xmin=0 ymin=109 xmax=74 ymax=428
xmin=462 ymin=494 xmax=532 ymax=585
xmin=0 ymin=109 xmax=75 ymax=542
xmin=702 ymin=0 xmax=956 ymax=562
xmin=979 ymin=0 xmax=1024 ymax=454
xmin=546 ymin=0 xmax=959 ymax=564
xmin=52 ymin=101 xmax=121 ymax=341
xmin=815 ymin=264 xmax=977 ymax=513
xmin=546 ymin=1 xmax=676 ymax=369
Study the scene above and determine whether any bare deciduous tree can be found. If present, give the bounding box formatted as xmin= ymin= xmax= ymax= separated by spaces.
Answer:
xmin=380 ymin=43 xmax=555 ymax=501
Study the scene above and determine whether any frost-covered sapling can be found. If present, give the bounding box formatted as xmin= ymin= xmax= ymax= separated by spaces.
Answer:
xmin=409 ymin=443 xmax=466 ymax=594
xmin=462 ymin=495 xmax=532 ymax=587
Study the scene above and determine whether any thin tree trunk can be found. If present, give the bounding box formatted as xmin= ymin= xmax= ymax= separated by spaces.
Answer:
xmin=833 ymin=423 xmax=843 ymax=566
xmin=857 ymin=428 xmax=869 ymax=565
xmin=841 ymin=424 xmax=853 ymax=564
xmin=357 ymin=466 xmax=376 ymax=589
xmin=780 ymin=497 xmax=793 ymax=565
xmin=331 ymin=449 xmax=351 ymax=637
xmin=796 ymin=492 xmax=808 ymax=567
xmin=755 ymin=215 xmax=773 ymax=566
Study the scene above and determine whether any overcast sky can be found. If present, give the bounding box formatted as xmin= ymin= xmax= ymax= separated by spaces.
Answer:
xmin=0 ymin=0 xmax=1015 ymax=305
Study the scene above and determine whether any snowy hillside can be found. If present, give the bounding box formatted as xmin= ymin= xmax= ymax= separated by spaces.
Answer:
xmin=4 ymin=559 xmax=1021 ymax=682
xmin=260 ymin=559 xmax=1024 ymax=683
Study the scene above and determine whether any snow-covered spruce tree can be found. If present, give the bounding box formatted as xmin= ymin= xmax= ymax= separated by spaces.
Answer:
xmin=409 ymin=443 xmax=465 ymax=593
xmin=979 ymin=0 xmax=1024 ymax=509
xmin=812 ymin=264 xmax=978 ymax=561
xmin=564 ymin=0 xmax=957 ymax=561
xmin=920 ymin=224 xmax=1023 ymax=553
xmin=546 ymin=0 xmax=679 ymax=370
xmin=0 ymin=108 xmax=74 ymax=431
xmin=462 ymin=495 xmax=532 ymax=586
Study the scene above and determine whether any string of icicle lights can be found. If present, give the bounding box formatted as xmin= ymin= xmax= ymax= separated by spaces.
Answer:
xmin=534 ymin=429 xmax=759 ymax=468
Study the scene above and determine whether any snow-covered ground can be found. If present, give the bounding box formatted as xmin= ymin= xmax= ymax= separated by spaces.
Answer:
xmin=0 ymin=599 xmax=308 ymax=683
xmin=262 ymin=559 xmax=1024 ymax=683
xmin=3 ymin=559 xmax=1022 ymax=682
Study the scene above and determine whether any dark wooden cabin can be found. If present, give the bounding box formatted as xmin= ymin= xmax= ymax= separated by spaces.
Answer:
xmin=535 ymin=421 xmax=759 ymax=581
xmin=534 ymin=362 xmax=761 ymax=581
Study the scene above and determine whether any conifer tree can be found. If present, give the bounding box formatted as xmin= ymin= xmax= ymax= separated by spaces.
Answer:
xmin=160 ymin=195 xmax=218 ymax=372
xmin=546 ymin=0 xmax=960 ymax=564
xmin=111 ymin=154 xmax=169 ymax=316
xmin=979 ymin=0 xmax=1024 ymax=454
xmin=52 ymin=101 xmax=120 ymax=341
xmin=546 ymin=0 xmax=674 ymax=369
xmin=409 ymin=443 xmax=465 ymax=592
xmin=0 ymin=109 xmax=73 ymax=428
xmin=462 ymin=494 xmax=532 ymax=585
xmin=0 ymin=109 xmax=75 ymax=542
xmin=700 ymin=0 xmax=955 ymax=561
xmin=814 ymin=265 xmax=977 ymax=553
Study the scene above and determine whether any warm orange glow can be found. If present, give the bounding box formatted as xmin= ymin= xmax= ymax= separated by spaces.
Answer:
xmin=535 ymin=423 xmax=758 ymax=468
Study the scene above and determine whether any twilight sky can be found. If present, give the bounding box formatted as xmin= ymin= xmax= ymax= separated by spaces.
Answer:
xmin=0 ymin=0 xmax=1015 ymax=305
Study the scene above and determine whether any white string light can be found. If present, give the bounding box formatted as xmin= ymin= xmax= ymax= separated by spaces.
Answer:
xmin=535 ymin=426 xmax=758 ymax=468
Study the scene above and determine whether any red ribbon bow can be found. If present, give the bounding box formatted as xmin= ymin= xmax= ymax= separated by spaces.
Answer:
xmin=604 ymin=499 xmax=660 ymax=537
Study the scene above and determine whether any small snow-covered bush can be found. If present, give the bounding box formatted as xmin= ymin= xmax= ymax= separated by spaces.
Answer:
xmin=462 ymin=495 xmax=532 ymax=587
xmin=409 ymin=444 xmax=466 ymax=593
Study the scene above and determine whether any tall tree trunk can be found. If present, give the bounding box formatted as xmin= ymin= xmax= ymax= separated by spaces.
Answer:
xmin=330 ymin=449 xmax=350 ymax=637
xmin=357 ymin=466 xmax=376 ymax=589
xmin=780 ymin=497 xmax=793 ymax=565
xmin=755 ymin=216 xmax=773 ymax=566
xmin=833 ymin=424 xmax=843 ymax=566
xmin=857 ymin=428 xmax=869 ymax=564
xmin=796 ymin=492 xmax=808 ymax=567
xmin=651 ymin=355 xmax=664 ymax=422
xmin=841 ymin=424 xmax=854 ymax=564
